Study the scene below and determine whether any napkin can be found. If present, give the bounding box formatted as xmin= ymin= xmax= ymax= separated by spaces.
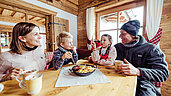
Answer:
xmin=55 ymin=67 xmax=110 ymax=87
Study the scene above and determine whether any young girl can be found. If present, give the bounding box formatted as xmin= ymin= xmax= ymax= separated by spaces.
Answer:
xmin=91 ymin=34 xmax=117 ymax=66
xmin=52 ymin=32 xmax=78 ymax=70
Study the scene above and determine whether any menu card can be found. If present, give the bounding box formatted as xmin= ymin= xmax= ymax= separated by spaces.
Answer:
xmin=55 ymin=67 xmax=111 ymax=87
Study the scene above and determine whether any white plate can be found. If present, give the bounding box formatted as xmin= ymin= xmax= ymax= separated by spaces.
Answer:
xmin=0 ymin=83 xmax=4 ymax=93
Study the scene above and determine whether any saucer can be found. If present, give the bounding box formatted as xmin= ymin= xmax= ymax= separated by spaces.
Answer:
xmin=0 ymin=83 xmax=4 ymax=93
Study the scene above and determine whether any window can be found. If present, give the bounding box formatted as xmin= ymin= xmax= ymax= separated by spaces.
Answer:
xmin=100 ymin=6 xmax=144 ymax=45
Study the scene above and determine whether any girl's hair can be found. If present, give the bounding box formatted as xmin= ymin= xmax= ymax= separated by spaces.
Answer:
xmin=56 ymin=31 xmax=73 ymax=46
xmin=10 ymin=22 xmax=39 ymax=54
xmin=101 ymin=34 xmax=113 ymax=44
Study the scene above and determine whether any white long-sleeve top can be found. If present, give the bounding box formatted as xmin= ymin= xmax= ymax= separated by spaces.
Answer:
xmin=91 ymin=46 xmax=117 ymax=66
xmin=0 ymin=46 xmax=46 ymax=81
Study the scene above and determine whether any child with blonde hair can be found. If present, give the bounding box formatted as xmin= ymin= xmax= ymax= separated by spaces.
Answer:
xmin=91 ymin=34 xmax=117 ymax=66
xmin=52 ymin=32 xmax=78 ymax=70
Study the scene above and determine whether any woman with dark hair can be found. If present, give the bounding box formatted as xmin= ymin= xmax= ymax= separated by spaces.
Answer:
xmin=0 ymin=22 xmax=46 ymax=82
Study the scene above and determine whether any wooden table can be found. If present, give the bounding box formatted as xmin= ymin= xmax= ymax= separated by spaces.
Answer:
xmin=1 ymin=60 xmax=137 ymax=96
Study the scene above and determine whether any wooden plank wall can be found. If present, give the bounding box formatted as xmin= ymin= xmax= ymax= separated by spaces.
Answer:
xmin=160 ymin=0 xmax=171 ymax=95
xmin=77 ymin=9 xmax=87 ymax=49
xmin=54 ymin=17 xmax=69 ymax=50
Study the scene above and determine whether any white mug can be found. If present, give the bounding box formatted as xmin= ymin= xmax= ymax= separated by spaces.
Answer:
xmin=16 ymin=73 xmax=43 ymax=95
xmin=0 ymin=83 xmax=4 ymax=93
xmin=16 ymin=70 xmax=37 ymax=88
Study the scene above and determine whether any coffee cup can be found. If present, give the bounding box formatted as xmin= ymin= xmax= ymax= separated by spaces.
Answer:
xmin=17 ymin=73 xmax=43 ymax=94
xmin=0 ymin=83 xmax=4 ymax=93
xmin=114 ymin=60 xmax=123 ymax=71
xmin=24 ymin=73 xmax=43 ymax=94
xmin=16 ymin=70 xmax=37 ymax=88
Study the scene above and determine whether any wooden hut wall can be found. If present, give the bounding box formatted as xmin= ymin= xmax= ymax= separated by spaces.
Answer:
xmin=160 ymin=0 xmax=171 ymax=95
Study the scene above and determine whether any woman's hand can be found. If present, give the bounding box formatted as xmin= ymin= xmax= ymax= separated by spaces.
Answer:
xmin=117 ymin=59 xmax=141 ymax=76
xmin=1 ymin=68 xmax=25 ymax=82
xmin=62 ymin=51 xmax=72 ymax=60
xmin=11 ymin=68 xmax=25 ymax=79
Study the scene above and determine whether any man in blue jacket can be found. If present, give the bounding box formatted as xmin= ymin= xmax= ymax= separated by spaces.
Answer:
xmin=114 ymin=20 xmax=169 ymax=96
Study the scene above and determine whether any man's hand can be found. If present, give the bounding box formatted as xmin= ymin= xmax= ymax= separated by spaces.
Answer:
xmin=117 ymin=59 xmax=141 ymax=76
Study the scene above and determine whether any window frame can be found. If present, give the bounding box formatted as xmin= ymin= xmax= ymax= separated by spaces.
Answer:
xmin=95 ymin=0 xmax=146 ymax=41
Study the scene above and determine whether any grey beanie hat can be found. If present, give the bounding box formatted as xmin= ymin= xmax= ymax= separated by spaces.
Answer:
xmin=120 ymin=20 xmax=140 ymax=36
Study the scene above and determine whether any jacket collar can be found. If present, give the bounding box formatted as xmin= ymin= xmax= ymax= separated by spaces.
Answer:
xmin=123 ymin=35 xmax=147 ymax=48
xmin=135 ymin=35 xmax=147 ymax=46
xmin=58 ymin=46 xmax=73 ymax=53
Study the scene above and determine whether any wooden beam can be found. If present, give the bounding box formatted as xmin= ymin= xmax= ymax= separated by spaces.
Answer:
xmin=11 ymin=11 xmax=16 ymax=17
xmin=65 ymin=0 xmax=78 ymax=6
xmin=67 ymin=0 xmax=78 ymax=5
xmin=0 ymin=29 xmax=12 ymax=32
xmin=38 ymin=0 xmax=78 ymax=15
xmin=12 ymin=12 xmax=25 ymax=18
xmin=31 ymin=17 xmax=42 ymax=21
xmin=0 ymin=15 xmax=25 ymax=23
xmin=0 ymin=8 xmax=3 ymax=14
xmin=40 ymin=33 xmax=46 ymax=35
xmin=0 ymin=24 xmax=13 ymax=32
xmin=143 ymin=0 xmax=147 ymax=39
xmin=21 ymin=15 xmax=25 ymax=19
xmin=0 ymin=3 xmax=46 ymax=18
xmin=79 ymin=0 xmax=94 ymax=6
xmin=25 ymin=13 xmax=28 ymax=22
xmin=0 ymin=15 xmax=45 ymax=27
xmin=95 ymin=0 xmax=135 ymax=13
xmin=29 ymin=16 xmax=36 ymax=20
xmin=49 ymin=15 xmax=55 ymax=51
xmin=0 ymin=0 xmax=57 ymax=16
xmin=36 ymin=18 xmax=44 ymax=22
xmin=61 ymin=0 xmax=78 ymax=9
xmin=0 ymin=24 xmax=13 ymax=28
xmin=45 ymin=15 xmax=49 ymax=52
xmin=97 ymin=0 xmax=145 ymax=16
xmin=79 ymin=0 xmax=113 ymax=11
xmin=95 ymin=13 xmax=100 ymax=40
xmin=39 ymin=19 xmax=45 ymax=23
xmin=1 ymin=9 xmax=13 ymax=17
xmin=28 ymin=19 xmax=45 ymax=27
